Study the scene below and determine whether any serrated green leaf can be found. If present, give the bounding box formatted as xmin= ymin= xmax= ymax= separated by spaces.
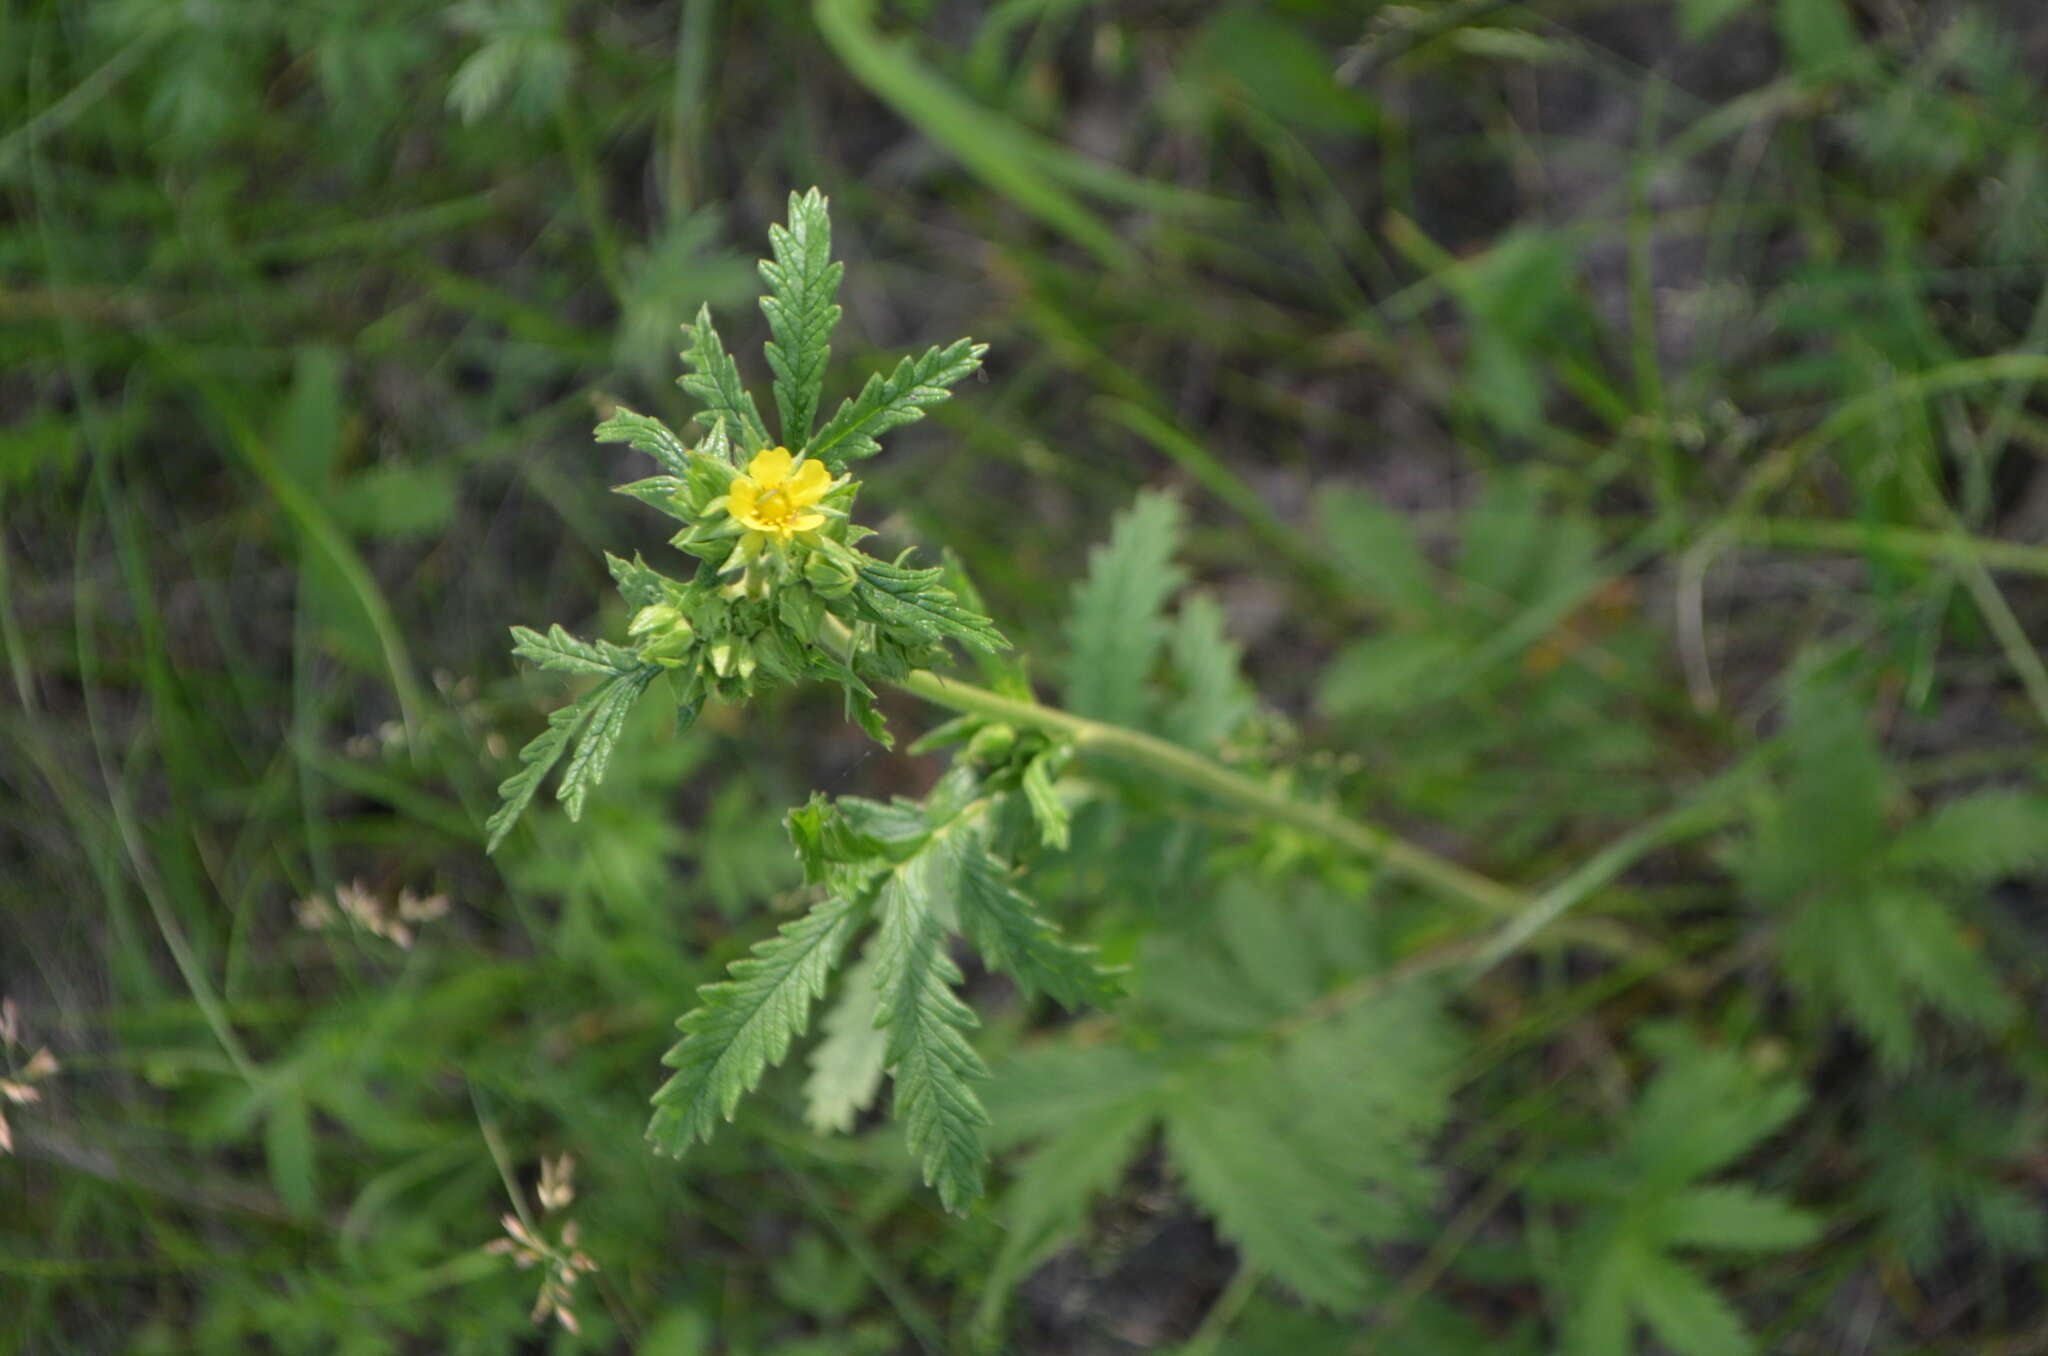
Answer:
xmin=1781 ymin=892 xmax=1917 ymax=1067
xmin=1316 ymin=487 xmax=1441 ymax=622
xmin=595 ymin=406 xmax=695 ymax=476
xmin=945 ymin=822 xmax=1112 ymax=1008
xmin=1064 ymin=490 xmax=1185 ymax=727
xmin=803 ymin=951 xmax=890 ymax=1136
xmin=1627 ymin=1042 xmax=1806 ymax=1188
xmin=556 ymin=666 xmax=658 ymax=821
xmin=1164 ymin=591 xmax=1252 ymax=750
xmin=805 ymin=337 xmax=986 ymax=468
xmin=760 ymin=188 xmax=844 ymax=448
xmin=981 ymin=1044 xmax=1169 ymax=1147
xmin=1628 ymin=1249 xmax=1756 ymax=1356
xmin=850 ymin=554 xmax=1008 ymax=653
xmin=1281 ymin=991 xmax=1457 ymax=1221
xmin=1661 ymin=1185 xmax=1822 ymax=1252
xmin=1858 ymin=1076 xmax=2048 ymax=1269
xmin=1889 ymin=790 xmax=2048 ymax=882
xmin=1566 ymin=1242 xmax=1636 ymax=1356
xmin=1744 ymin=671 xmax=1889 ymax=900
xmin=789 ymin=795 xmax=931 ymax=882
xmin=1316 ymin=632 xmax=1466 ymax=718
xmin=604 ymin=551 xmax=677 ymax=610
xmin=869 ymin=848 xmax=991 ymax=1212
xmin=486 ymin=684 xmax=606 ymax=853
xmin=1782 ymin=880 xmax=2011 ymax=1070
xmin=1561 ymin=1035 xmax=1818 ymax=1356
xmin=649 ymin=893 xmax=868 ymax=1154
xmin=509 ymin=623 xmax=637 ymax=677
xmin=679 ymin=304 xmax=770 ymax=454
xmin=447 ymin=39 xmax=519 ymax=125
xmin=1165 ymin=1091 xmax=1367 ymax=1310
xmin=1870 ymin=885 xmax=2013 ymax=1033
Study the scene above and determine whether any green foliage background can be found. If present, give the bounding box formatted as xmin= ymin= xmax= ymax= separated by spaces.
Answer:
xmin=5 ymin=1 xmax=2048 ymax=1352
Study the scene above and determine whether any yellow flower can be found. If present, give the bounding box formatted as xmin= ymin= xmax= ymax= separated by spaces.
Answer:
xmin=727 ymin=446 xmax=831 ymax=543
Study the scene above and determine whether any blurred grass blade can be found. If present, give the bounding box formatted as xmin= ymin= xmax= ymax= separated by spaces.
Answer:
xmin=814 ymin=0 xmax=1225 ymax=270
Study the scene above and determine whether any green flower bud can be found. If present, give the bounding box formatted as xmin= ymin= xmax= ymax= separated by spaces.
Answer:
xmin=628 ymin=604 xmax=689 ymax=640
xmin=629 ymin=604 xmax=696 ymax=665
xmin=966 ymin=723 xmax=1018 ymax=763
xmin=804 ymin=548 xmax=859 ymax=600
xmin=707 ymin=637 xmax=760 ymax=680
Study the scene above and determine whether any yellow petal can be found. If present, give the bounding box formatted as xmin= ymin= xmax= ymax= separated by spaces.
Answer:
xmin=726 ymin=478 xmax=758 ymax=523
xmin=788 ymin=511 xmax=826 ymax=533
xmin=787 ymin=457 xmax=832 ymax=505
xmin=745 ymin=446 xmax=792 ymax=488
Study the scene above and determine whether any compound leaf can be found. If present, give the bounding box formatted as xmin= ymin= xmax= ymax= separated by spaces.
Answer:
xmin=870 ymin=849 xmax=991 ymax=1212
xmin=945 ymin=822 xmax=1114 ymax=1008
xmin=1165 ymin=1089 xmax=1367 ymax=1310
xmin=649 ymin=892 xmax=868 ymax=1154
xmin=1626 ymin=1038 xmax=1806 ymax=1188
xmin=555 ymin=666 xmax=658 ymax=821
xmin=486 ymin=668 xmax=649 ymax=853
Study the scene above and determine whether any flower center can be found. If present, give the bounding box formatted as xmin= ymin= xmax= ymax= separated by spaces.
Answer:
xmin=753 ymin=487 xmax=796 ymax=525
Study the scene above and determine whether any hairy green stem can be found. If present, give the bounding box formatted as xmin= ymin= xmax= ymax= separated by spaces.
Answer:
xmin=825 ymin=624 xmax=1698 ymax=967
xmin=897 ymin=665 xmax=1526 ymax=915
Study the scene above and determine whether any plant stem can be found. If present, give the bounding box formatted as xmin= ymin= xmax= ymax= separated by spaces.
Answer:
xmin=827 ymin=626 xmax=1695 ymax=966
xmin=1735 ymin=517 xmax=2048 ymax=578
xmin=896 ymin=665 xmax=1527 ymax=915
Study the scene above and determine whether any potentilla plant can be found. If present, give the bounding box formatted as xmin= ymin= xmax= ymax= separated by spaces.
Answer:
xmin=485 ymin=191 xmax=1638 ymax=1217
xmin=486 ymin=196 xmax=1858 ymax=1352
xmin=487 ymin=190 xmax=1550 ymax=1221
xmin=489 ymin=190 xmax=1117 ymax=1209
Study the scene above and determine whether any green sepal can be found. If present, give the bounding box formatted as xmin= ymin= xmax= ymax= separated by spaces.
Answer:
xmin=908 ymin=713 xmax=981 ymax=755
